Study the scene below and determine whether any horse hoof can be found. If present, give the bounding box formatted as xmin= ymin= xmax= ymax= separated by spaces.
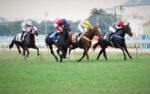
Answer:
xmin=77 ymin=60 xmax=81 ymax=62
xmin=66 ymin=56 xmax=70 ymax=58
xmin=24 ymin=57 xmax=27 ymax=60
xmin=21 ymin=54 xmax=24 ymax=57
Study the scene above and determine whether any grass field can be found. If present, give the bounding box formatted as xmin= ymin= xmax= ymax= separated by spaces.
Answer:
xmin=0 ymin=50 xmax=150 ymax=94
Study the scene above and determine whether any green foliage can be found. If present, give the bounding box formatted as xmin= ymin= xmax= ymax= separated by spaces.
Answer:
xmin=89 ymin=9 xmax=115 ymax=33
xmin=8 ymin=21 xmax=22 ymax=35
xmin=0 ymin=22 xmax=10 ymax=36
xmin=68 ymin=20 xmax=80 ymax=32
xmin=0 ymin=8 xmax=116 ymax=35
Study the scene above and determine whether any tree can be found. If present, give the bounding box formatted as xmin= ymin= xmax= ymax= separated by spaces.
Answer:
xmin=89 ymin=9 xmax=115 ymax=33
xmin=90 ymin=8 xmax=105 ymax=26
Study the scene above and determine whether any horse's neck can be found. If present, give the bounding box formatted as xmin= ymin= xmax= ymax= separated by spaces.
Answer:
xmin=62 ymin=31 xmax=69 ymax=40
xmin=84 ymin=31 xmax=95 ymax=40
xmin=115 ymin=29 xmax=125 ymax=37
xmin=25 ymin=32 xmax=34 ymax=40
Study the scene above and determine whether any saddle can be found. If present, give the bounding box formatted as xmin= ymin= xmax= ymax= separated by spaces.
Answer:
xmin=103 ymin=32 xmax=113 ymax=41
xmin=72 ymin=33 xmax=79 ymax=43
xmin=15 ymin=32 xmax=27 ymax=42
xmin=71 ymin=32 xmax=86 ymax=43
xmin=49 ymin=32 xmax=61 ymax=42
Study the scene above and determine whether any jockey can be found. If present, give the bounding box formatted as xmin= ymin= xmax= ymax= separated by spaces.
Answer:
xmin=78 ymin=19 xmax=93 ymax=34
xmin=21 ymin=21 xmax=33 ymax=41
xmin=109 ymin=22 xmax=117 ymax=32
xmin=108 ymin=21 xmax=124 ymax=41
xmin=109 ymin=21 xmax=124 ymax=33
xmin=54 ymin=18 xmax=68 ymax=42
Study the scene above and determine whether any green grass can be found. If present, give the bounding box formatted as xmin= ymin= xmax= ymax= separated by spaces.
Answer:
xmin=0 ymin=51 xmax=150 ymax=94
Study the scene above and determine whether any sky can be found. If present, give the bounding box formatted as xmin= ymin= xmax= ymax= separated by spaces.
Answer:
xmin=0 ymin=0 xmax=128 ymax=21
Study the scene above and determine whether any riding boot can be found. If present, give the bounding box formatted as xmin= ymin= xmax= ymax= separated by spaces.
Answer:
xmin=109 ymin=32 xmax=114 ymax=41
xmin=54 ymin=32 xmax=59 ymax=43
xmin=21 ymin=31 xmax=25 ymax=41
xmin=78 ymin=32 xmax=82 ymax=36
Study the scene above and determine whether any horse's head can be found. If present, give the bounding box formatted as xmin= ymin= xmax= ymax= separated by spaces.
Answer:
xmin=32 ymin=26 xmax=38 ymax=36
xmin=123 ymin=23 xmax=133 ymax=37
xmin=63 ymin=23 xmax=71 ymax=32
xmin=92 ymin=26 xmax=101 ymax=36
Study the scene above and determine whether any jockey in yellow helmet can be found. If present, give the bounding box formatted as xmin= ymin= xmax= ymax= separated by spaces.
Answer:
xmin=78 ymin=20 xmax=93 ymax=33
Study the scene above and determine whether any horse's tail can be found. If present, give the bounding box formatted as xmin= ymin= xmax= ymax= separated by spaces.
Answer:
xmin=9 ymin=37 xmax=15 ymax=49
xmin=93 ymin=41 xmax=99 ymax=51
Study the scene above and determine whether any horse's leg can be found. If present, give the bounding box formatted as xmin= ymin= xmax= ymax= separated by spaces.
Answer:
xmin=77 ymin=49 xmax=86 ymax=62
xmin=57 ymin=48 xmax=63 ymax=62
xmin=121 ymin=48 xmax=126 ymax=60
xmin=33 ymin=46 xmax=39 ymax=60
xmin=49 ymin=45 xmax=58 ymax=62
xmin=22 ymin=47 xmax=27 ymax=60
xmin=26 ymin=48 xmax=29 ymax=57
xmin=103 ymin=48 xmax=108 ymax=60
xmin=85 ymin=48 xmax=89 ymax=61
xmin=123 ymin=44 xmax=132 ymax=59
xmin=68 ymin=45 xmax=77 ymax=57
xmin=63 ymin=49 xmax=67 ymax=58
xmin=60 ymin=48 xmax=65 ymax=62
xmin=16 ymin=45 xmax=21 ymax=54
xmin=97 ymin=49 xmax=103 ymax=60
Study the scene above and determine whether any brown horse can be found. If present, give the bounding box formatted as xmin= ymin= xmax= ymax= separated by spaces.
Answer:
xmin=69 ymin=26 xmax=101 ymax=62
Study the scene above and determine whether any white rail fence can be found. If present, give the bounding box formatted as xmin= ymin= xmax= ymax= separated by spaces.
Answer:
xmin=1 ymin=37 xmax=150 ymax=46
xmin=0 ymin=36 xmax=150 ymax=57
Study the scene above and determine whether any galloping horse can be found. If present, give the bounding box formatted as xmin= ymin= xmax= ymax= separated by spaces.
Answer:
xmin=45 ymin=23 xmax=71 ymax=62
xmin=69 ymin=26 xmax=101 ymax=62
xmin=93 ymin=24 xmax=133 ymax=60
xmin=9 ymin=26 xmax=39 ymax=60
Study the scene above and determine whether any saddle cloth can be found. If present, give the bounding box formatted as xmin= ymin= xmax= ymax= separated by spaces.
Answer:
xmin=15 ymin=33 xmax=27 ymax=42
xmin=49 ymin=32 xmax=61 ymax=42
xmin=104 ymin=32 xmax=123 ymax=42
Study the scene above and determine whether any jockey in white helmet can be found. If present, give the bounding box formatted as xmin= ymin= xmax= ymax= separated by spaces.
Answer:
xmin=21 ymin=20 xmax=33 ymax=41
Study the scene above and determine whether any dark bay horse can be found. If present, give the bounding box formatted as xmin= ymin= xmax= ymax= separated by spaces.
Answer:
xmin=93 ymin=24 xmax=133 ymax=60
xmin=69 ymin=26 xmax=101 ymax=62
xmin=9 ymin=26 xmax=39 ymax=60
xmin=45 ymin=23 xmax=71 ymax=62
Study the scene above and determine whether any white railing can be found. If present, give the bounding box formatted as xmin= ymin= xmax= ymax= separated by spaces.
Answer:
xmin=1 ymin=36 xmax=150 ymax=47
xmin=0 ymin=36 xmax=150 ymax=58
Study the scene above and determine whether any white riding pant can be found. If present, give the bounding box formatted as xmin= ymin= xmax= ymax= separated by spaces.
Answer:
xmin=78 ymin=24 xmax=88 ymax=33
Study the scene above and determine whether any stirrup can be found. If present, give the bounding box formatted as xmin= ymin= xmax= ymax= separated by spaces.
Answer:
xmin=55 ymin=40 xmax=58 ymax=43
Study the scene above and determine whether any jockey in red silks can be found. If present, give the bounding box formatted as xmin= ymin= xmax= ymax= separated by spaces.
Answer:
xmin=53 ymin=18 xmax=67 ymax=42
xmin=108 ymin=21 xmax=124 ymax=41
xmin=109 ymin=21 xmax=124 ymax=33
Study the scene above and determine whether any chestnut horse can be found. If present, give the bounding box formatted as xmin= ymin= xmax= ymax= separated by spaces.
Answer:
xmin=69 ymin=26 xmax=101 ymax=62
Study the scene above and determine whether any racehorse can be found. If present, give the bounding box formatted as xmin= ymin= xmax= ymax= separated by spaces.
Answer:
xmin=45 ymin=23 xmax=71 ymax=62
xmin=69 ymin=26 xmax=101 ymax=62
xmin=9 ymin=26 xmax=39 ymax=60
xmin=93 ymin=24 xmax=133 ymax=60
